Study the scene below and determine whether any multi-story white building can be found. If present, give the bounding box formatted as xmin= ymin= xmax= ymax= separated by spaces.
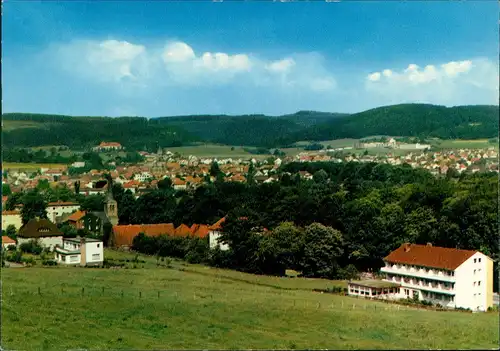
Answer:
xmin=46 ymin=201 xmax=81 ymax=224
xmin=380 ymin=243 xmax=494 ymax=311
xmin=54 ymin=237 xmax=104 ymax=266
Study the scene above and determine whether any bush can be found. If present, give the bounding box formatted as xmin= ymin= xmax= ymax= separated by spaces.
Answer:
xmin=19 ymin=240 xmax=43 ymax=255
xmin=6 ymin=251 xmax=23 ymax=263
xmin=42 ymin=259 xmax=57 ymax=266
xmin=22 ymin=257 xmax=36 ymax=267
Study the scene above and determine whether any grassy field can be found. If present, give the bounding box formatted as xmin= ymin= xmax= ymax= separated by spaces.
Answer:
xmin=1 ymin=250 xmax=498 ymax=350
xmin=430 ymin=139 xmax=498 ymax=150
xmin=2 ymin=162 xmax=66 ymax=171
xmin=2 ymin=120 xmax=46 ymax=131
xmin=166 ymin=144 xmax=269 ymax=159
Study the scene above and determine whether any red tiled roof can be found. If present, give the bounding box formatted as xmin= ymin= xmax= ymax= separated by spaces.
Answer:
xmin=209 ymin=217 xmax=226 ymax=231
xmin=112 ymin=223 xmax=176 ymax=247
xmin=190 ymin=224 xmax=210 ymax=238
xmin=384 ymin=243 xmax=477 ymax=270
xmin=175 ymin=224 xmax=192 ymax=236
xmin=2 ymin=236 xmax=16 ymax=245
xmin=99 ymin=142 xmax=122 ymax=147
xmin=67 ymin=210 xmax=86 ymax=222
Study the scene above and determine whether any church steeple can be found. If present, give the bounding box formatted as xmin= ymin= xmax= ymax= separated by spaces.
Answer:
xmin=104 ymin=175 xmax=119 ymax=226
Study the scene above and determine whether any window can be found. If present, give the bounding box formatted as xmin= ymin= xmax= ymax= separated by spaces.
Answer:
xmin=70 ymin=255 xmax=79 ymax=262
xmin=474 ymin=269 xmax=476 ymax=275
xmin=97 ymin=244 xmax=100 ymax=248
xmin=474 ymin=258 xmax=477 ymax=263
xmin=478 ymin=281 xmax=481 ymax=286
xmin=478 ymin=258 xmax=481 ymax=263
xmin=473 ymin=282 xmax=476 ymax=287
xmin=92 ymin=253 xmax=100 ymax=260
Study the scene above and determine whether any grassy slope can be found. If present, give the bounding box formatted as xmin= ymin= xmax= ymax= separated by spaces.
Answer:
xmin=2 ymin=250 xmax=498 ymax=350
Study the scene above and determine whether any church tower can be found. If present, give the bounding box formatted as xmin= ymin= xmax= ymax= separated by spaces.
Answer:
xmin=104 ymin=179 xmax=119 ymax=226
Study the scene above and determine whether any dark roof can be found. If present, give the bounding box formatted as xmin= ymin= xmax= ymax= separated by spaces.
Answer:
xmin=18 ymin=218 xmax=63 ymax=238
xmin=384 ymin=243 xmax=477 ymax=271
xmin=87 ymin=211 xmax=111 ymax=224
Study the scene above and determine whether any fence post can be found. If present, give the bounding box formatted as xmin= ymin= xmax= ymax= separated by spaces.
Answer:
xmin=139 ymin=291 xmax=142 ymax=298
xmin=82 ymin=287 xmax=84 ymax=295
xmin=352 ymin=303 xmax=355 ymax=309
xmin=38 ymin=287 xmax=41 ymax=295
xmin=102 ymin=287 xmax=105 ymax=294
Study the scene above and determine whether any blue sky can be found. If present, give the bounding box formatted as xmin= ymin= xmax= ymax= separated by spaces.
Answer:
xmin=3 ymin=1 xmax=498 ymax=117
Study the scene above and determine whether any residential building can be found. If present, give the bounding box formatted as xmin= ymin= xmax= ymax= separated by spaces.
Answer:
xmin=65 ymin=210 xmax=86 ymax=230
xmin=380 ymin=243 xmax=494 ymax=311
xmin=46 ymin=201 xmax=81 ymax=224
xmin=2 ymin=236 xmax=16 ymax=250
xmin=2 ymin=210 xmax=23 ymax=230
xmin=92 ymin=142 xmax=123 ymax=152
xmin=208 ymin=217 xmax=229 ymax=251
xmin=17 ymin=218 xmax=64 ymax=251
xmin=54 ymin=237 xmax=104 ymax=266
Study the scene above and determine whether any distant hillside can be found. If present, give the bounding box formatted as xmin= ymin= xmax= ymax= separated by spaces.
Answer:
xmin=291 ymin=104 xmax=499 ymax=143
xmin=2 ymin=104 xmax=498 ymax=150
xmin=2 ymin=114 xmax=199 ymax=151
xmin=153 ymin=111 xmax=347 ymax=147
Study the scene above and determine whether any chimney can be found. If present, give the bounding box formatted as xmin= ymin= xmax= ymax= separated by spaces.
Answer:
xmin=426 ymin=242 xmax=432 ymax=247
xmin=403 ymin=243 xmax=411 ymax=252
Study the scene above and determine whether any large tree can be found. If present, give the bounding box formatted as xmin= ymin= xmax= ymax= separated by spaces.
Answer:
xmin=20 ymin=190 xmax=48 ymax=224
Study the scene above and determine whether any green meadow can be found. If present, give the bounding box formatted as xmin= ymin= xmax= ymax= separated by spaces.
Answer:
xmin=1 ymin=250 xmax=498 ymax=350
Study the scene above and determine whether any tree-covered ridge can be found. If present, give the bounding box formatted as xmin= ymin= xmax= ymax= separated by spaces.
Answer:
xmin=293 ymin=104 xmax=499 ymax=142
xmin=3 ymin=104 xmax=498 ymax=149
xmin=2 ymin=114 xmax=199 ymax=151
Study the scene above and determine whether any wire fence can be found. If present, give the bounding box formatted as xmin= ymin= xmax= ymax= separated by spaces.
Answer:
xmin=3 ymin=285 xmax=438 ymax=314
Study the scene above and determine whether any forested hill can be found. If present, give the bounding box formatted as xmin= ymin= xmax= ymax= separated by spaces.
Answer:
xmin=2 ymin=104 xmax=498 ymax=149
xmin=291 ymin=104 xmax=499 ymax=143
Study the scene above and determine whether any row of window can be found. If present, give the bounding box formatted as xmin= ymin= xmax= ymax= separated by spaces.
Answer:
xmin=350 ymin=288 xmax=399 ymax=296
xmin=387 ymin=274 xmax=454 ymax=290
xmin=473 ymin=281 xmax=482 ymax=287
xmin=389 ymin=264 xmax=455 ymax=277
xmin=474 ymin=258 xmax=482 ymax=263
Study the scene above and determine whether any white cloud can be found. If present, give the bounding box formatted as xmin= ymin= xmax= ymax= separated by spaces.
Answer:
xmin=310 ymin=77 xmax=336 ymax=92
xmin=57 ymin=39 xmax=149 ymax=83
xmin=367 ymin=72 xmax=381 ymax=81
xmin=266 ymin=58 xmax=295 ymax=74
xmin=161 ymin=41 xmax=195 ymax=63
xmin=53 ymin=38 xmax=336 ymax=93
xmin=365 ymin=58 xmax=498 ymax=105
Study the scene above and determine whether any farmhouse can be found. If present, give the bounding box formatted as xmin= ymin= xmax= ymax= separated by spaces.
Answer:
xmin=17 ymin=218 xmax=64 ymax=251
xmin=46 ymin=201 xmax=80 ymax=224
xmin=54 ymin=237 xmax=104 ymax=266
xmin=92 ymin=142 xmax=123 ymax=152
xmin=380 ymin=243 xmax=494 ymax=311
xmin=2 ymin=210 xmax=23 ymax=230
xmin=66 ymin=210 xmax=86 ymax=230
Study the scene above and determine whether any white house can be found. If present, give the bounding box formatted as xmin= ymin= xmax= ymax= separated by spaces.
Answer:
xmin=1 ymin=210 xmax=23 ymax=230
xmin=379 ymin=243 xmax=494 ymax=311
xmin=208 ymin=217 xmax=230 ymax=251
xmin=133 ymin=172 xmax=152 ymax=182
xmin=17 ymin=218 xmax=64 ymax=251
xmin=54 ymin=237 xmax=104 ymax=266
xmin=46 ymin=201 xmax=81 ymax=224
